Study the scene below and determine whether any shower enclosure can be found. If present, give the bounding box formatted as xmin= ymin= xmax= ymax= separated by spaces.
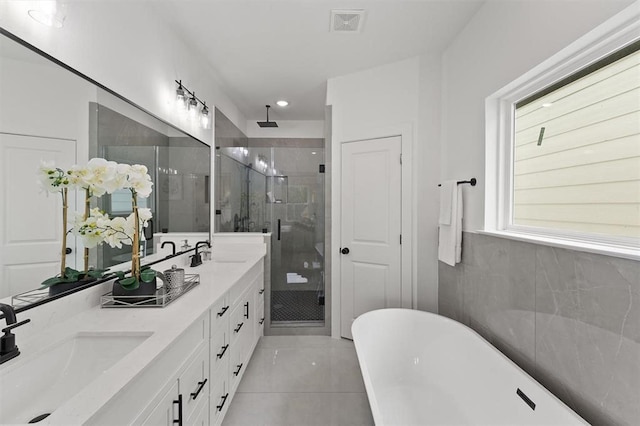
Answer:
xmin=216 ymin=145 xmax=325 ymax=329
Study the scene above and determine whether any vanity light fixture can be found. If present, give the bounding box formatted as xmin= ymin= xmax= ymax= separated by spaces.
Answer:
xmin=174 ymin=80 xmax=211 ymax=129
xmin=276 ymin=100 xmax=289 ymax=107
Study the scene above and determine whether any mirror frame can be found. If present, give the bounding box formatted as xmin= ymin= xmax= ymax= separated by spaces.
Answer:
xmin=0 ymin=27 xmax=211 ymax=313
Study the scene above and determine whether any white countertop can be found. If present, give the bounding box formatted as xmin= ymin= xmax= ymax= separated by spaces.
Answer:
xmin=1 ymin=242 xmax=266 ymax=425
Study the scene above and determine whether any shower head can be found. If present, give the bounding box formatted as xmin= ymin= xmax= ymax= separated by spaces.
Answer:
xmin=257 ymin=105 xmax=278 ymax=128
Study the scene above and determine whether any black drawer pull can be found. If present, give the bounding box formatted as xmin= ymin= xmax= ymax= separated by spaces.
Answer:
xmin=233 ymin=363 xmax=243 ymax=376
xmin=259 ymin=288 xmax=265 ymax=294
xmin=244 ymin=301 xmax=250 ymax=319
xmin=217 ymin=344 xmax=229 ymax=359
xmin=216 ymin=393 xmax=229 ymax=412
xmin=217 ymin=306 xmax=229 ymax=317
xmin=172 ymin=394 xmax=183 ymax=425
xmin=190 ymin=379 xmax=208 ymax=400
xmin=259 ymin=317 xmax=265 ymax=325
xmin=234 ymin=322 xmax=244 ymax=333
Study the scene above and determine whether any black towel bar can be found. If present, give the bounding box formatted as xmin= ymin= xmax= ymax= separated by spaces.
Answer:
xmin=438 ymin=178 xmax=476 ymax=187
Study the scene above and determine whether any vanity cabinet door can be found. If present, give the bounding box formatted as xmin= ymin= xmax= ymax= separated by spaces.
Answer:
xmin=180 ymin=344 xmax=209 ymax=422
xmin=141 ymin=380 xmax=180 ymax=426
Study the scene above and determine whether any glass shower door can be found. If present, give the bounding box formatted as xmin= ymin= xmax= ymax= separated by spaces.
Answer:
xmin=269 ymin=147 xmax=325 ymax=326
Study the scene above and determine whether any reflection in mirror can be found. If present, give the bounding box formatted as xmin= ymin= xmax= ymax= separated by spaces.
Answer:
xmin=0 ymin=30 xmax=210 ymax=307
xmin=90 ymin=95 xmax=211 ymax=270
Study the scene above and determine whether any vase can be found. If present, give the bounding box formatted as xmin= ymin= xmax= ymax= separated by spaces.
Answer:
xmin=112 ymin=277 xmax=158 ymax=305
xmin=48 ymin=277 xmax=96 ymax=297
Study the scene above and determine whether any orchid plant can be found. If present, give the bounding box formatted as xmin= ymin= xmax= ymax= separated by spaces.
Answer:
xmin=38 ymin=159 xmax=154 ymax=291
xmin=74 ymin=164 xmax=155 ymax=290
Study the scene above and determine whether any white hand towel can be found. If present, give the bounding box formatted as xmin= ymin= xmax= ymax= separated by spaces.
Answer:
xmin=438 ymin=180 xmax=455 ymax=225
xmin=438 ymin=184 xmax=463 ymax=266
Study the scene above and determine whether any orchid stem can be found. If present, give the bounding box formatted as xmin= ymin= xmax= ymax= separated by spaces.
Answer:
xmin=60 ymin=188 xmax=68 ymax=277
xmin=84 ymin=188 xmax=90 ymax=274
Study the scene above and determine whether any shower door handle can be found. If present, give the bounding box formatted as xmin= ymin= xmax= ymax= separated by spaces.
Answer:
xmin=277 ymin=219 xmax=281 ymax=241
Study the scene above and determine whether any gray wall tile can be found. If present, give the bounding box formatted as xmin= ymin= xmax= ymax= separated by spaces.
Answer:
xmin=438 ymin=232 xmax=640 ymax=426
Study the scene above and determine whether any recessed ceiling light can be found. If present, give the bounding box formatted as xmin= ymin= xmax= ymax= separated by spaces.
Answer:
xmin=542 ymin=102 xmax=554 ymax=108
xmin=276 ymin=100 xmax=289 ymax=107
xmin=311 ymin=151 xmax=317 ymax=155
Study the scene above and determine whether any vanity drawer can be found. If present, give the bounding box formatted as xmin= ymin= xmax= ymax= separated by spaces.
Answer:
xmin=255 ymin=300 xmax=265 ymax=339
xmin=179 ymin=343 xmax=209 ymax=423
xmin=210 ymin=293 xmax=230 ymax=334
xmin=185 ymin=388 xmax=209 ymax=426
xmin=228 ymin=330 xmax=251 ymax=394
xmin=229 ymin=297 xmax=249 ymax=346
xmin=210 ymin=375 xmax=230 ymax=426
xmin=210 ymin=324 xmax=230 ymax=373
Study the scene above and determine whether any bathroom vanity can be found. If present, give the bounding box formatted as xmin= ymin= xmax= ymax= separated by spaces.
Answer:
xmin=0 ymin=242 xmax=266 ymax=425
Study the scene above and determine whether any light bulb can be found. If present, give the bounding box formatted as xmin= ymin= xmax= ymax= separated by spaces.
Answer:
xmin=188 ymin=96 xmax=198 ymax=120
xmin=176 ymin=84 xmax=187 ymax=110
xmin=201 ymin=105 xmax=210 ymax=129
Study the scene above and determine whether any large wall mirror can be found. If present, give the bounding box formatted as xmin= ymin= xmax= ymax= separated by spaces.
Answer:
xmin=0 ymin=29 xmax=211 ymax=307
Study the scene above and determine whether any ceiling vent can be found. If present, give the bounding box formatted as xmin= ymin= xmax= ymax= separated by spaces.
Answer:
xmin=330 ymin=9 xmax=365 ymax=33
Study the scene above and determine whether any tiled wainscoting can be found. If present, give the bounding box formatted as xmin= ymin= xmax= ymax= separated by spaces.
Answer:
xmin=439 ymin=232 xmax=639 ymax=426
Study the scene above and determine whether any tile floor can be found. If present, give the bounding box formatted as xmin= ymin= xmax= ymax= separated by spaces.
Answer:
xmin=223 ymin=336 xmax=374 ymax=426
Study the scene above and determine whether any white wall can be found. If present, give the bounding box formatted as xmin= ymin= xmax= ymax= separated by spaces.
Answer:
xmin=416 ymin=53 xmax=442 ymax=313
xmin=0 ymin=1 xmax=247 ymax=144
xmin=245 ymin=120 xmax=324 ymax=138
xmin=326 ymin=57 xmax=425 ymax=337
xmin=440 ymin=0 xmax=635 ymax=232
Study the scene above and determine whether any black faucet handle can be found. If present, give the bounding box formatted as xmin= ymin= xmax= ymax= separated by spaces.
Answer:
xmin=2 ymin=318 xmax=30 ymax=333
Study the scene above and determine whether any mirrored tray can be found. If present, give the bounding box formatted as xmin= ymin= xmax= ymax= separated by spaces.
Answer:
xmin=100 ymin=274 xmax=200 ymax=308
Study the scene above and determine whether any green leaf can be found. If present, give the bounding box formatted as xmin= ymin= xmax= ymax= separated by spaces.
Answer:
xmin=119 ymin=276 xmax=139 ymax=290
xmin=140 ymin=269 xmax=156 ymax=283
xmin=64 ymin=267 xmax=81 ymax=281
xmin=41 ymin=276 xmax=65 ymax=287
xmin=114 ymin=271 xmax=125 ymax=280
xmin=86 ymin=269 xmax=107 ymax=278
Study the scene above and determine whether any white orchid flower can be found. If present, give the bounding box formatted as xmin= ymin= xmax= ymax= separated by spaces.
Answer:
xmin=37 ymin=160 xmax=71 ymax=193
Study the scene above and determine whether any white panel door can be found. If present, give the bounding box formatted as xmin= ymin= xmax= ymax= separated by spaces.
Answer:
xmin=0 ymin=133 xmax=77 ymax=298
xmin=340 ymin=136 xmax=402 ymax=339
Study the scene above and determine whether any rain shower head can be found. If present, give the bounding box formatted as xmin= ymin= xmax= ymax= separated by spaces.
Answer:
xmin=257 ymin=105 xmax=278 ymax=128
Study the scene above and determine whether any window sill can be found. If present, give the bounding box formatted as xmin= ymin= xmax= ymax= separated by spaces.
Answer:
xmin=477 ymin=230 xmax=640 ymax=262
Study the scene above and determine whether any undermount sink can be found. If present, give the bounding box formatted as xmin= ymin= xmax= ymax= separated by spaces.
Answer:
xmin=0 ymin=331 xmax=151 ymax=424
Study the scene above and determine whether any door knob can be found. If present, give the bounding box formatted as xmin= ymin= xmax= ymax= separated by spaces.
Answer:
xmin=65 ymin=247 xmax=72 ymax=254
xmin=341 ymin=247 xmax=350 ymax=255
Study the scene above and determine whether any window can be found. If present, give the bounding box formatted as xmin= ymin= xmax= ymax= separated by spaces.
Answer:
xmin=485 ymin=9 xmax=640 ymax=256
xmin=513 ymin=43 xmax=639 ymax=240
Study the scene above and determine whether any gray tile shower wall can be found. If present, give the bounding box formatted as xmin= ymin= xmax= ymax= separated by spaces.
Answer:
xmin=438 ymin=232 xmax=640 ymax=426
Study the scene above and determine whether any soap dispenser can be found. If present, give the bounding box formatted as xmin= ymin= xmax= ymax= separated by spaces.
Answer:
xmin=181 ymin=239 xmax=192 ymax=266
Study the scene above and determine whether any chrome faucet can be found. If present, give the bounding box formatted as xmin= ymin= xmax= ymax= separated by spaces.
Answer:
xmin=190 ymin=240 xmax=211 ymax=267
xmin=161 ymin=241 xmax=176 ymax=255
xmin=0 ymin=303 xmax=30 ymax=364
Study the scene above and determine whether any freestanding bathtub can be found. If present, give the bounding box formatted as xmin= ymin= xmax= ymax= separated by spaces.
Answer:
xmin=352 ymin=309 xmax=587 ymax=425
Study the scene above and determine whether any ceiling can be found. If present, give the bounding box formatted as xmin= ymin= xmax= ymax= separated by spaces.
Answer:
xmin=151 ymin=0 xmax=485 ymax=121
